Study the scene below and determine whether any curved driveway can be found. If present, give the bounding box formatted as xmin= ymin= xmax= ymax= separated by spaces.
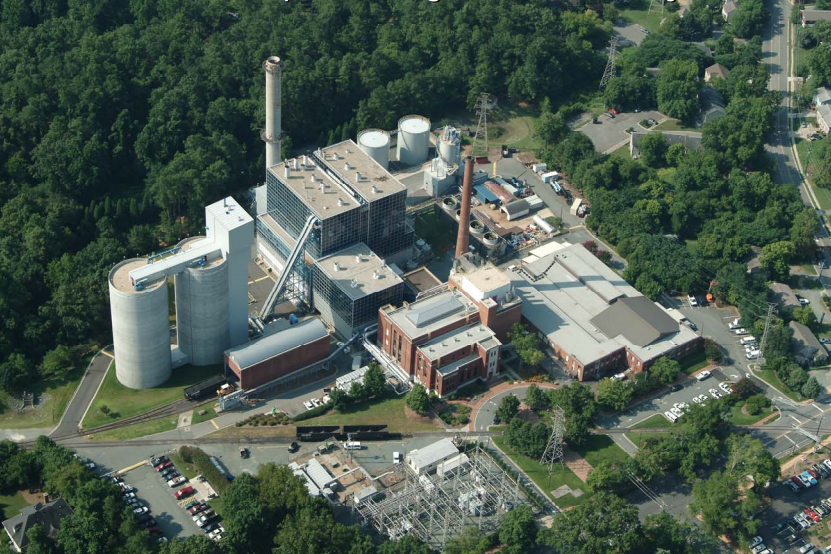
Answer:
xmin=472 ymin=384 xmax=536 ymax=432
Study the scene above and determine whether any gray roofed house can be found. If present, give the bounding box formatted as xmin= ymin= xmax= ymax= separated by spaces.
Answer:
xmin=802 ymin=9 xmax=831 ymax=26
xmin=815 ymin=87 xmax=831 ymax=106
xmin=817 ymin=104 xmax=831 ymax=134
xmin=769 ymin=282 xmax=801 ymax=310
xmin=722 ymin=0 xmax=739 ymax=21
xmin=789 ymin=320 xmax=828 ymax=366
xmin=699 ymin=86 xmax=727 ymax=124
xmin=3 ymin=498 xmax=73 ymax=552
xmin=590 ymin=296 xmax=680 ymax=348
xmin=704 ymin=63 xmax=730 ymax=82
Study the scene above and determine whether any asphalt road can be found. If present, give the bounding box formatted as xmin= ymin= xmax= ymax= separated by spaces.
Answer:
xmin=472 ymin=385 xmax=533 ymax=432
xmin=50 ymin=346 xmax=113 ymax=438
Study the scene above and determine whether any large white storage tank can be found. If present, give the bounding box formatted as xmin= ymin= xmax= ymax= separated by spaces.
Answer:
xmin=397 ymin=115 xmax=431 ymax=166
xmin=438 ymin=126 xmax=461 ymax=166
xmin=108 ymin=259 xmax=172 ymax=389
xmin=174 ymin=238 xmax=230 ymax=366
xmin=357 ymin=129 xmax=390 ymax=169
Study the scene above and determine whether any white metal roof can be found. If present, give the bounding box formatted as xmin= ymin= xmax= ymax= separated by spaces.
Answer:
xmin=225 ymin=318 xmax=328 ymax=370
xmin=303 ymin=458 xmax=335 ymax=489
xmin=407 ymin=438 xmax=458 ymax=470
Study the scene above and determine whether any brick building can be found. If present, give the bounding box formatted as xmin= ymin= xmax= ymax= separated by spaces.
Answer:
xmin=508 ymin=242 xmax=701 ymax=381
xmin=376 ymin=254 xmax=520 ymax=396
xmin=224 ymin=318 xmax=330 ymax=389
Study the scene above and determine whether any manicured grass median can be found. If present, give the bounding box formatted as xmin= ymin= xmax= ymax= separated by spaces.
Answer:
xmin=493 ymin=435 xmax=587 ymax=508
xmin=653 ymin=119 xmax=698 ymax=132
xmin=629 ymin=413 xmax=672 ymax=430
xmin=301 ymin=395 xmax=438 ymax=433
xmin=82 ymin=363 xmax=222 ymax=429
xmin=86 ymin=418 xmax=177 ymax=442
xmin=572 ymin=435 xmax=632 ymax=466
xmin=0 ymin=491 xmax=30 ymax=520
xmin=169 ymin=453 xmax=198 ymax=480
xmin=729 ymin=400 xmax=773 ymax=426
xmin=755 ymin=368 xmax=802 ymax=402
xmin=0 ymin=353 xmax=91 ymax=429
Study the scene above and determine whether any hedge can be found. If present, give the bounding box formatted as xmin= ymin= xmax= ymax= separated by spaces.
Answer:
xmin=179 ymin=445 xmax=230 ymax=494
xmin=291 ymin=402 xmax=333 ymax=422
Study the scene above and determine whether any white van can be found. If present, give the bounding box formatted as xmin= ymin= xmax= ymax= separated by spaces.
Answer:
xmin=746 ymin=350 xmax=762 ymax=360
xmin=344 ymin=441 xmax=362 ymax=451
xmin=740 ymin=336 xmax=756 ymax=346
xmin=664 ymin=411 xmax=678 ymax=423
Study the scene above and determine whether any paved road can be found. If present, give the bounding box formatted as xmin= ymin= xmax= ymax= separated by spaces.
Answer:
xmin=614 ymin=20 xmax=649 ymax=46
xmin=472 ymin=385 xmax=533 ymax=432
xmin=50 ymin=346 xmax=113 ymax=438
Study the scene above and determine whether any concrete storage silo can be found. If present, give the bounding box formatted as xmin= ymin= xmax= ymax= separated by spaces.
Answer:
xmin=174 ymin=238 xmax=230 ymax=366
xmin=108 ymin=259 xmax=172 ymax=389
xmin=357 ymin=129 xmax=390 ymax=169
xmin=438 ymin=126 xmax=461 ymax=166
xmin=397 ymin=115 xmax=431 ymax=166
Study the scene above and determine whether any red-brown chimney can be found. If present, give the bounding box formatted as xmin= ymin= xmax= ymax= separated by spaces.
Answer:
xmin=455 ymin=156 xmax=475 ymax=259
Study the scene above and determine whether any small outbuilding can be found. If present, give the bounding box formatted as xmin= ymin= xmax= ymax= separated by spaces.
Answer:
xmin=406 ymin=438 xmax=459 ymax=475
xmin=501 ymin=200 xmax=530 ymax=221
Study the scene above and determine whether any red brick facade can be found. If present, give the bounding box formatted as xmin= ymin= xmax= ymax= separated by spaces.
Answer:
xmin=225 ymin=335 xmax=330 ymax=389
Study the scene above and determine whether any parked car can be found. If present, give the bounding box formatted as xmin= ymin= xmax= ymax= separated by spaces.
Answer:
xmin=683 ymin=320 xmax=697 ymax=331
xmin=664 ymin=411 xmax=679 ymax=423
xmin=696 ymin=370 xmax=711 ymax=381
xmin=174 ymin=486 xmax=195 ymax=500
xmin=749 ymin=536 xmax=764 ymax=548
xmin=150 ymin=456 xmax=168 ymax=466
xmin=696 ymin=394 xmax=708 ymax=403
xmin=798 ymin=296 xmax=810 ymax=305
xmin=288 ymin=442 xmax=300 ymax=453
xmin=808 ymin=468 xmax=821 ymax=481
xmin=794 ymin=514 xmax=810 ymax=528
xmin=799 ymin=472 xmax=814 ymax=487
xmin=160 ymin=467 xmax=177 ymax=478
xmin=168 ymin=476 xmax=187 ymax=487
xmin=791 ymin=475 xmax=805 ymax=489
xmin=708 ymin=389 xmax=722 ymax=399
xmin=806 ymin=507 xmax=821 ymax=522
xmin=785 ymin=480 xmax=800 ymax=493
xmin=751 ymin=545 xmax=766 ymax=554
xmin=183 ymin=500 xmax=200 ymax=510
xmin=194 ymin=509 xmax=214 ymax=523
xmin=188 ymin=504 xmax=205 ymax=516
xmin=303 ymin=400 xmax=314 ymax=411
xmin=734 ymin=328 xmax=748 ymax=336
xmin=693 ymin=397 xmax=704 ymax=405
xmin=142 ymin=518 xmax=157 ymax=528
xmin=133 ymin=506 xmax=149 ymax=515
xmin=688 ymin=295 xmax=698 ymax=307
xmin=155 ymin=461 xmax=172 ymax=471
xmin=670 ymin=407 xmax=683 ymax=417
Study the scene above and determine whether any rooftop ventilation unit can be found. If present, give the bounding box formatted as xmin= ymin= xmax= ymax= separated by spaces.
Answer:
xmin=344 ymin=162 xmax=353 ymax=171
xmin=284 ymin=166 xmax=290 ymax=179
xmin=292 ymin=158 xmax=298 ymax=170
xmin=337 ymin=198 xmax=345 ymax=207
xmin=334 ymin=262 xmax=341 ymax=271
xmin=350 ymin=279 xmax=358 ymax=289
xmin=355 ymin=255 xmax=362 ymax=263
xmin=371 ymin=185 xmax=381 ymax=194
xmin=372 ymin=269 xmax=381 ymax=280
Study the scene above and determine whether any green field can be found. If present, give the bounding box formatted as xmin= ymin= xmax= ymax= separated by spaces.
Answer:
xmin=0 ymin=352 xmax=92 ymax=430
xmin=86 ymin=417 xmax=178 ymax=442
xmin=618 ymin=0 xmax=666 ymax=34
xmin=169 ymin=452 xmax=198 ymax=479
xmin=82 ymin=363 xmax=222 ymax=429
xmin=795 ymin=138 xmax=831 ymax=210
xmin=0 ymin=491 xmax=30 ymax=520
xmin=609 ymin=143 xmax=632 ymax=158
xmin=679 ymin=351 xmax=709 ymax=375
xmin=300 ymin=395 xmax=439 ymax=433
xmin=491 ymin=104 xmax=543 ymax=150
xmin=629 ymin=413 xmax=672 ymax=430
xmin=729 ymin=400 xmax=773 ymax=426
xmin=571 ymin=435 xmax=632 ymax=466
xmin=208 ymin=497 xmax=224 ymax=518
xmin=414 ymin=210 xmax=455 ymax=254
xmin=492 ymin=435 xmax=588 ymax=508
xmin=192 ymin=406 xmax=218 ymax=425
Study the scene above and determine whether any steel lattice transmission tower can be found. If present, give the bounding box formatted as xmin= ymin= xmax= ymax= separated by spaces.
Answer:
xmin=471 ymin=93 xmax=496 ymax=158
xmin=759 ymin=303 xmax=777 ymax=356
xmin=599 ymin=37 xmax=619 ymax=90
xmin=540 ymin=407 xmax=566 ymax=472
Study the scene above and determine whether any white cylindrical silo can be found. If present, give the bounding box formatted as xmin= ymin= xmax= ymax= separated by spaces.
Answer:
xmin=397 ymin=115 xmax=431 ymax=166
xmin=109 ymin=259 xmax=171 ymax=389
xmin=357 ymin=129 xmax=391 ymax=169
xmin=438 ymin=126 xmax=461 ymax=166
xmin=175 ymin=238 xmax=230 ymax=366
xmin=263 ymin=56 xmax=283 ymax=170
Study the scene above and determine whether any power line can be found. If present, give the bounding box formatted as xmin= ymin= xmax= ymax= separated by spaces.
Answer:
xmin=599 ymin=37 xmax=618 ymax=90
xmin=540 ymin=408 xmax=566 ymax=472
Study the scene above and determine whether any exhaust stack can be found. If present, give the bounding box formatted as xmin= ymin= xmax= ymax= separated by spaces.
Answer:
xmin=455 ymin=156 xmax=475 ymax=259
xmin=262 ymin=56 xmax=283 ymax=170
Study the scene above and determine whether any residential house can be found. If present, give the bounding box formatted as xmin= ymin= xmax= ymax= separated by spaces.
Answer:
xmin=802 ymin=9 xmax=831 ymax=26
xmin=2 ymin=499 xmax=73 ymax=552
xmin=722 ymin=0 xmax=739 ymax=21
xmin=789 ymin=320 xmax=828 ymax=366
xmin=818 ymin=104 xmax=831 ymax=135
xmin=769 ymin=282 xmax=801 ymax=311
xmin=704 ymin=63 xmax=730 ymax=83
xmin=815 ymin=87 xmax=831 ymax=107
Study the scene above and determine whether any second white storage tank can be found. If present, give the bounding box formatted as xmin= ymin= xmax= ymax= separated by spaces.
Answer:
xmin=357 ymin=129 xmax=390 ymax=169
xmin=397 ymin=115 xmax=430 ymax=166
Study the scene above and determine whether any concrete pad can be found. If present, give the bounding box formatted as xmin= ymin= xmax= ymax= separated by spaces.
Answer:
xmin=177 ymin=412 xmax=192 ymax=429
xmin=551 ymin=485 xmax=572 ymax=498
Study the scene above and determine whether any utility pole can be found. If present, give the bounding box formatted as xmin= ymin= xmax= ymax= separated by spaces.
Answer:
xmin=599 ymin=37 xmax=619 ymax=90
xmin=759 ymin=303 xmax=777 ymax=356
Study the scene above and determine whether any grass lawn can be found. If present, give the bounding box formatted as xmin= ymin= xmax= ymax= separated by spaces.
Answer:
xmin=609 ymin=143 xmax=631 ymax=158
xmin=83 ymin=362 xmax=222 ymax=429
xmin=414 ymin=210 xmax=455 ymax=254
xmin=617 ymin=0 xmax=665 ymax=34
xmin=492 ymin=435 xmax=588 ymax=508
xmin=756 ymin=368 xmax=802 ymax=402
xmin=656 ymin=167 xmax=677 ymax=183
xmin=625 ymin=433 xmax=654 ymax=448
xmin=86 ymin=417 xmax=178 ymax=442
xmin=653 ymin=119 xmax=698 ymax=132
xmin=629 ymin=413 xmax=672 ymax=430
xmin=0 ymin=491 xmax=30 ymax=520
xmin=795 ymin=137 xmax=831 ymax=210
xmin=679 ymin=351 xmax=709 ymax=375
xmin=799 ymin=264 xmax=818 ymax=276
xmin=208 ymin=497 xmax=224 ymax=518
xmin=571 ymin=435 xmax=631 ymax=466
xmin=169 ymin=453 xmax=198 ymax=480
xmin=300 ymin=395 xmax=439 ymax=433
xmin=0 ymin=352 xmax=92 ymax=429
xmin=192 ymin=406 xmax=217 ymax=425
xmin=729 ymin=400 xmax=773 ymax=426
xmin=490 ymin=104 xmax=542 ymax=151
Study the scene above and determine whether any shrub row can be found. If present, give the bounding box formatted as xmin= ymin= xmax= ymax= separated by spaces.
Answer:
xmin=235 ymin=412 xmax=291 ymax=427
xmin=291 ymin=402 xmax=332 ymax=422
xmin=179 ymin=445 xmax=230 ymax=494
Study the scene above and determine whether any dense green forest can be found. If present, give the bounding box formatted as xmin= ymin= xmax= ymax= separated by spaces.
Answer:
xmin=0 ymin=0 xmax=613 ymax=389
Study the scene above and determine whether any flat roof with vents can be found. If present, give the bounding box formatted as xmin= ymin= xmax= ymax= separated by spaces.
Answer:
xmin=384 ymin=289 xmax=479 ymax=338
xmin=314 ymin=243 xmax=404 ymax=301
xmin=267 ymin=158 xmax=358 ymax=220
xmin=318 ymin=140 xmax=406 ymax=203
xmin=417 ymin=324 xmax=499 ymax=362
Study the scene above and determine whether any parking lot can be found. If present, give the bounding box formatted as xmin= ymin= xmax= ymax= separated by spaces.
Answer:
xmin=577 ymin=109 xmax=664 ymax=153
xmin=122 ymin=463 xmax=201 ymax=540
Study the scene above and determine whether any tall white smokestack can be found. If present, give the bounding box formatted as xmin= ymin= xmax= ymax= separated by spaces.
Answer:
xmin=263 ymin=56 xmax=283 ymax=170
